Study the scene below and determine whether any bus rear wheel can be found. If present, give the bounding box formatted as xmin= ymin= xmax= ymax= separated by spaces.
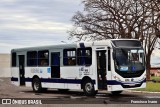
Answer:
xmin=32 ymin=78 xmax=42 ymax=93
xmin=83 ymin=80 xmax=97 ymax=96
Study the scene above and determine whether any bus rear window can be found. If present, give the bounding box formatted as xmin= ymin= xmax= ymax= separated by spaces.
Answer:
xmin=12 ymin=52 xmax=16 ymax=67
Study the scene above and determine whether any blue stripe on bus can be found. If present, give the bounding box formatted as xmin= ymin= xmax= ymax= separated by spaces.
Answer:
xmin=107 ymin=79 xmax=146 ymax=85
xmin=11 ymin=77 xmax=146 ymax=85
xmin=25 ymin=78 xmax=32 ymax=82
xmin=11 ymin=77 xmax=18 ymax=81
xmin=107 ymin=80 xmax=121 ymax=85
xmin=11 ymin=77 xmax=96 ymax=84
xmin=41 ymin=78 xmax=82 ymax=84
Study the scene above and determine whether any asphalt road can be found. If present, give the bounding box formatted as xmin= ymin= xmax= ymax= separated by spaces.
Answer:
xmin=0 ymin=78 xmax=160 ymax=106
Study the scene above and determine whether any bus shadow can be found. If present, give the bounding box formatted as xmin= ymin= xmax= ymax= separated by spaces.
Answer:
xmin=23 ymin=89 xmax=140 ymax=99
xmin=24 ymin=89 xmax=85 ymax=96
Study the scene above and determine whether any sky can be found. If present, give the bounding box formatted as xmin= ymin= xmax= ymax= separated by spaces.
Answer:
xmin=0 ymin=0 xmax=83 ymax=53
xmin=0 ymin=0 xmax=160 ymax=66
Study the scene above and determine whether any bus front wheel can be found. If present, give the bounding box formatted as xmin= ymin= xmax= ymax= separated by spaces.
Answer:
xmin=32 ymin=78 xmax=42 ymax=93
xmin=82 ymin=80 xmax=97 ymax=96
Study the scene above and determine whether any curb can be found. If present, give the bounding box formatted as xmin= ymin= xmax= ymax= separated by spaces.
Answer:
xmin=125 ymin=80 xmax=160 ymax=94
xmin=147 ymin=80 xmax=160 ymax=83
xmin=125 ymin=90 xmax=160 ymax=94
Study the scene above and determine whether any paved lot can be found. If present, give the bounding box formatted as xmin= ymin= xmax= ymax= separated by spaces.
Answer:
xmin=0 ymin=78 xmax=160 ymax=106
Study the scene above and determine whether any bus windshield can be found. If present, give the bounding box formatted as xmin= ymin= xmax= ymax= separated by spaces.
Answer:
xmin=114 ymin=48 xmax=145 ymax=78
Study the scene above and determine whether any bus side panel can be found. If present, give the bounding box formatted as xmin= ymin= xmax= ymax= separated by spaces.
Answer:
xmin=25 ymin=67 xmax=51 ymax=79
xmin=67 ymin=84 xmax=81 ymax=90
xmin=61 ymin=67 xmax=80 ymax=79
xmin=61 ymin=67 xmax=80 ymax=89
xmin=42 ymin=83 xmax=65 ymax=89
xmin=25 ymin=67 xmax=51 ymax=87
xmin=61 ymin=66 xmax=94 ymax=90
xmin=41 ymin=83 xmax=80 ymax=90
xmin=11 ymin=67 xmax=19 ymax=86
xmin=24 ymin=67 xmax=31 ymax=87
xmin=107 ymin=69 xmax=112 ymax=91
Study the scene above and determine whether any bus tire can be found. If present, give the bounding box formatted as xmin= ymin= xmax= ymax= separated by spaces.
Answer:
xmin=83 ymin=80 xmax=97 ymax=96
xmin=111 ymin=91 xmax=122 ymax=95
xmin=32 ymin=78 xmax=42 ymax=93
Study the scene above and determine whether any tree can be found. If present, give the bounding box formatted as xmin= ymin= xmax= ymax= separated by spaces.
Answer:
xmin=142 ymin=0 xmax=160 ymax=80
xmin=69 ymin=0 xmax=160 ymax=80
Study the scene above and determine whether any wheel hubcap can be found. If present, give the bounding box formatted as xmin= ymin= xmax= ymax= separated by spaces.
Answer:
xmin=85 ymin=83 xmax=93 ymax=93
xmin=34 ymin=81 xmax=39 ymax=91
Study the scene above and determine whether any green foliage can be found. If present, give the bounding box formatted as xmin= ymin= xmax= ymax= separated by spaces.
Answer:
xmin=151 ymin=76 xmax=160 ymax=81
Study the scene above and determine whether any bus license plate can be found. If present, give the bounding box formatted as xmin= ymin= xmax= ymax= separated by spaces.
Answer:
xmin=129 ymin=84 xmax=135 ymax=86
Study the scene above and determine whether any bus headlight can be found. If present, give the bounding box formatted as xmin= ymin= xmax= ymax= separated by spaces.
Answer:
xmin=141 ymin=76 xmax=146 ymax=81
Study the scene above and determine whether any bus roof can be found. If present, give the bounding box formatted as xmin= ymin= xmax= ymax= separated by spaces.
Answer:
xmin=11 ymin=39 xmax=140 ymax=52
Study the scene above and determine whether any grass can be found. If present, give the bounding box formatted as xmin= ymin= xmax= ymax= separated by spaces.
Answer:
xmin=132 ymin=76 xmax=160 ymax=92
xmin=134 ymin=82 xmax=160 ymax=92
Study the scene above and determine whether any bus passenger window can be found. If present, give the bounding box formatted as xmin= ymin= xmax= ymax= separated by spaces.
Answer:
xmin=27 ymin=51 xmax=37 ymax=66
xmin=63 ymin=49 xmax=76 ymax=66
xmin=77 ymin=47 xmax=92 ymax=66
xmin=40 ymin=59 xmax=48 ymax=66
xmin=38 ymin=50 xmax=49 ymax=66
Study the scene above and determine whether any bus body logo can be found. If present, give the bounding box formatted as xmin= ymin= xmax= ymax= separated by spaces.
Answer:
xmin=47 ymin=68 xmax=51 ymax=73
xmin=31 ymin=68 xmax=40 ymax=73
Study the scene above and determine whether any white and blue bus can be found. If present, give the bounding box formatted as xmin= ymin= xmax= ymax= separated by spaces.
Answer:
xmin=11 ymin=39 xmax=146 ymax=96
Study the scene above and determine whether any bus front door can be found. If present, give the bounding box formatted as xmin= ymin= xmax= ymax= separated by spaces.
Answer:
xmin=97 ymin=51 xmax=107 ymax=90
xmin=51 ymin=52 xmax=60 ymax=78
xmin=18 ymin=55 xmax=25 ymax=86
